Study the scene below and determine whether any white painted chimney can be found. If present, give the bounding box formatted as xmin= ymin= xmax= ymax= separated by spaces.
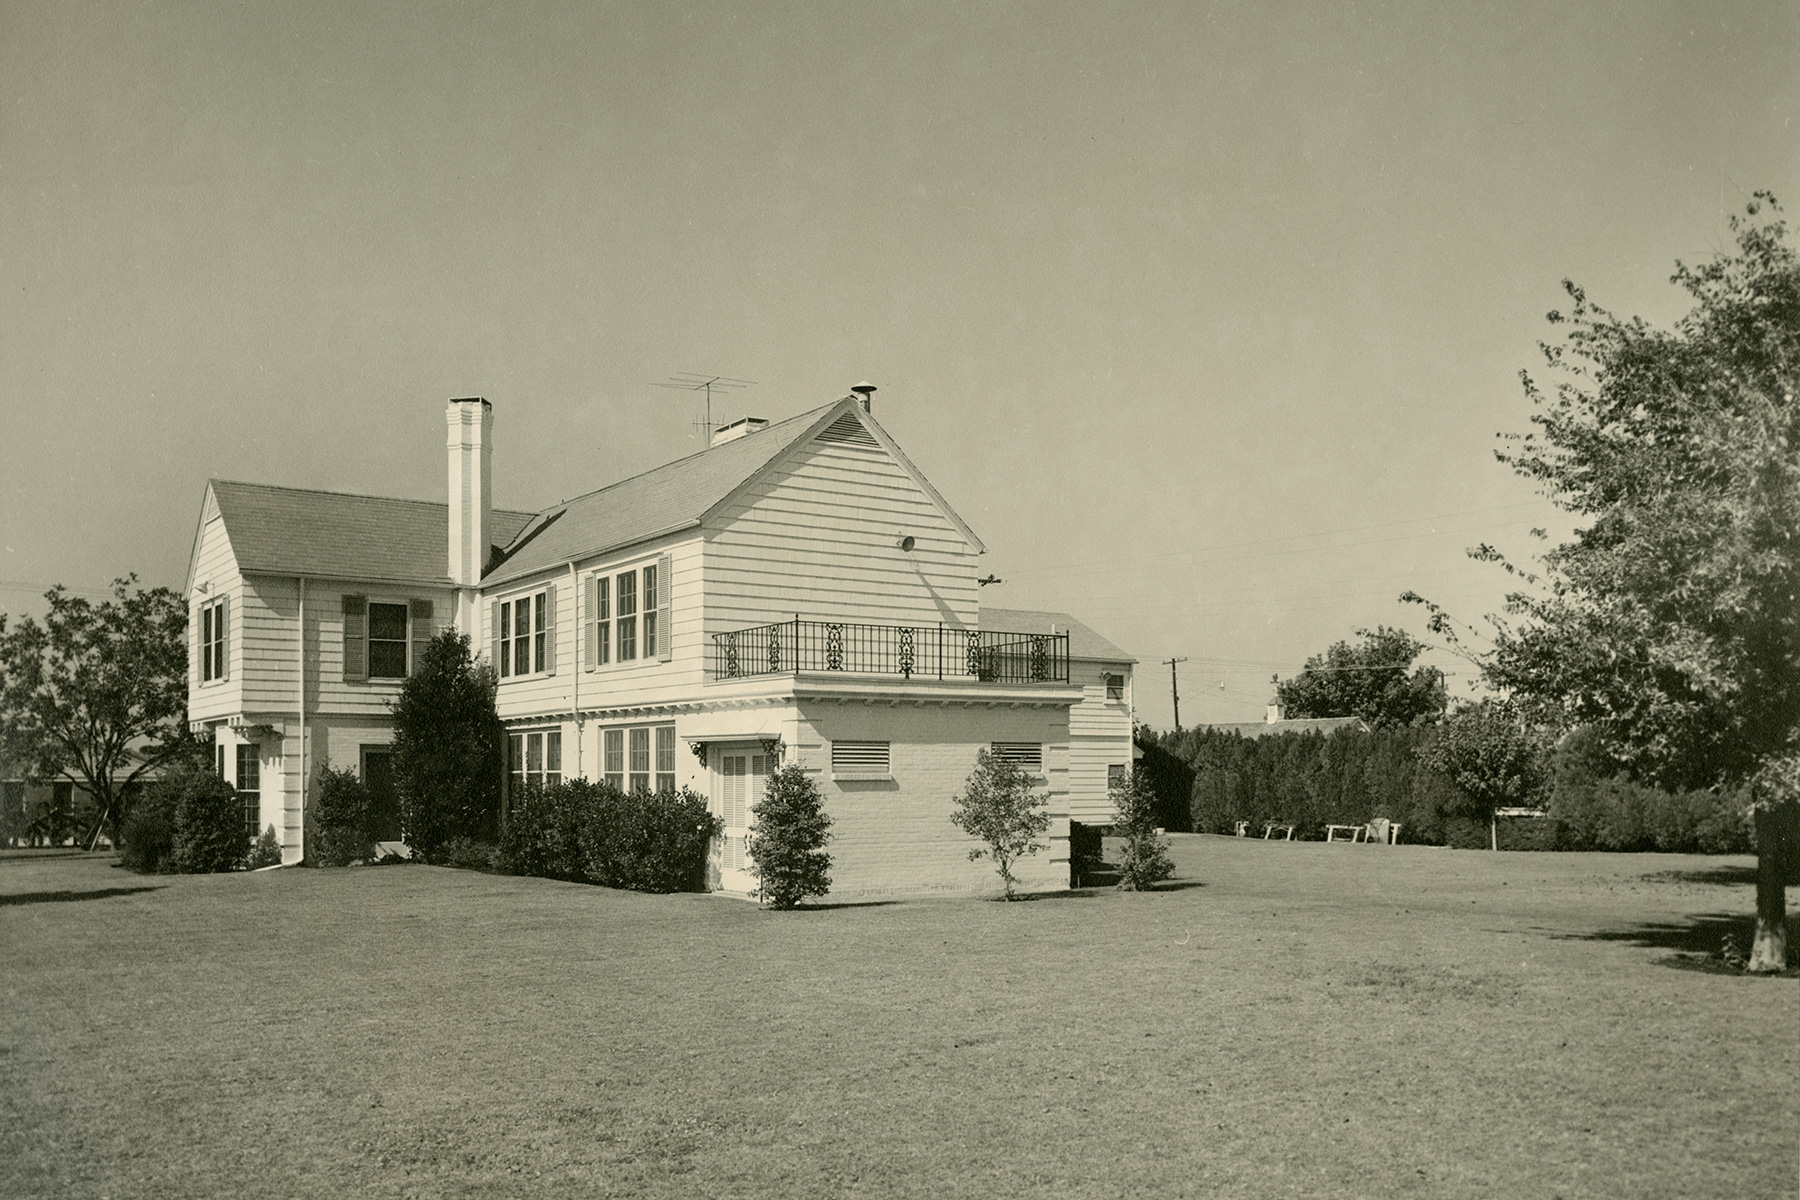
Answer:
xmin=447 ymin=398 xmax=493 ymax=589
xmin=1266 ymin=700 xmax=1286 ymax=724
xmin=710 ymin=416 xmax=769 ymax=446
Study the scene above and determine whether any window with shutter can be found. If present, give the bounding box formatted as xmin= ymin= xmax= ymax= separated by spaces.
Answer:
xmin=541 ymin=583 xmax=557 ymax=674
xmin=368 ymin=603 xmax=409 ymax=678
xmin=616 ymin=569 xmax=637 ymax=661
xmin=656 ymin=553 xmax=673 ymax=662
xmin=490 ymin=600 xmax=502 ymax=675
xmin=642 ymin=563 xmax=658 ymax=659
xmin=342 ymin=595 xmax=367 ymax=681
xmin=200 ymin=598 xmax=230 ymax=682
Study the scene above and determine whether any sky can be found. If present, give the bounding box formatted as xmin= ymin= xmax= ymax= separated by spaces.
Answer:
xmin=2 ymin=0 xmax=1795 ymax=729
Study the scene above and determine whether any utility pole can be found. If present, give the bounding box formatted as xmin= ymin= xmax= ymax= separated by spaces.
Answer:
xmin=1164 ymin=657 xmax=1188 ymax=731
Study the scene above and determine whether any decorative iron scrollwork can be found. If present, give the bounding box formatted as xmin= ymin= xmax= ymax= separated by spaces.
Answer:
xmin=825 ymin=623 xmax=844 ymax=671
xmin=722 ymin=631 xmax=740 ymax=678
xmin=965 ymin=630 xmax=982 ymax=677
xmin=1029 ymin=634 xmax=1049 ymax=681
xmin=760 ymin=736 xmax=785 ymax=763
xmin=687 ymin=740 xmax=708 ymax=768
xmin=898 ymin=626 xmax=915 ymax=678
xmin=767 ymin=626 xmax=782 ymax=673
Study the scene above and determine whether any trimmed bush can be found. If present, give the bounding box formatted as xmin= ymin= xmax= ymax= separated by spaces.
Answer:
xmin=392 ymin=630 xmax=503 ymax=862
xmin=499 ymin=780 xmax=721 ymax=894
xmin=1112 ymin=771 xmax=1174 ymax=890
xmin=168 ymin=763 xmax=249 ymax=873
xmin=313 ymin=767 xmax=374 ymax=867
xmin=1549 ymin=776 xmax=1752 ymax=854
xmin=119 ymin=784 xmax=178 ymax=873
xmin=748 ymin=764 xmax=833 ymax=908
xmin=439 ymin=836 xmax=500 ymax=871
xmin=245 ymin=824 xmax=283 ymax=868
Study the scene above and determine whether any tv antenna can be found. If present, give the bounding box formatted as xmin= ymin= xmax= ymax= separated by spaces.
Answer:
xmin=652 ymin=373 xmax=756 ymax=442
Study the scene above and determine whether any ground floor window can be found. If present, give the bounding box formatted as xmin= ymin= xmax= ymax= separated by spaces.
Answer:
xmin=602 ymin=723 xmax=676 ymax=792
xmin=236 ymin=744 xmax=260 ymax=839
xmin=1107 ymin=763 xmax=1126 ymax=791
xmin=508 ymin=730 xmax=563 ymax=802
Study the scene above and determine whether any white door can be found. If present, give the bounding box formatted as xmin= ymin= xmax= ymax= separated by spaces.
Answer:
xmin=718 ymin=749 xmax=769 ymax=892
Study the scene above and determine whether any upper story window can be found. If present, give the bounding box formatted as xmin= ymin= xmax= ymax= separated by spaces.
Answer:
xmin=199 ymin=597 xmax=228 ymax=683
xmin=585 ymin=554 xmax=672 ymax=670
xmin=343 ymin=596 xmax=433 ymax=682
xmin=494 ymin=587 xmax=555 ymax=679
xmin=1104 ymin=673 xmax=1125 ymax=701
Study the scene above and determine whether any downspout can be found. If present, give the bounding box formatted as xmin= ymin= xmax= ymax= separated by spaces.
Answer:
xmin=297 ymin=576 xmax=306 ymax=864
xmin=569 ymin=560 xmax=581 ymax=777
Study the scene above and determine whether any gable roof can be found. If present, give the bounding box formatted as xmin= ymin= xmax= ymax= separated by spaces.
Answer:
xmin=483 ymin=396 xmax=983 ymax=586
xmin=981 ymin=606 xmax=1135 ymax=664
xmin=204 ymin=480 xmax=535 ymax=587
xmin=1204 ymin=716 xmax=1370 ymax=739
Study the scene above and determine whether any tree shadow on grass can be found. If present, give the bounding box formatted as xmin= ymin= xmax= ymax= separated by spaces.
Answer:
xmin=1026 ymin=879 xmax=1208 ymax=901
xmin=0 ymin=885 xmax=164 ymax=907
xmin=1561 ymin=910 xmax=1800 ymax=977
xmin=1643 ymin=864 xmax=1757 ymax=887
xmin=791 ymin=899 xmax=903 ymax=911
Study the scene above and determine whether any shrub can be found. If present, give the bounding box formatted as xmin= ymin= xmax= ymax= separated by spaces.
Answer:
xmin=1111 ymin=771 xmax=1174 ymax=890
xmin=580 ymin=786 xmax=719 ymax=894
xmin=950 ymin=749 xmax=1049 ymax=900
xmin=391 ymin=630 xmax=503 ymax=862
xmin=748 ymin=764 xmax=833 ymax=908
xmin=1549 ymin=775 xmax=1752 ymax=854
xmin=313 ymin=767 xmax=374 ymax=867
xmin=119 ymin=784 xmax=178 ymax=873
xmin=245 ymin=825 xmax=283 ymax=869
xmin=167 ymin=762 xmax=249 ymax=873
xmin=499 ymin=780 xmax=721 ymax=893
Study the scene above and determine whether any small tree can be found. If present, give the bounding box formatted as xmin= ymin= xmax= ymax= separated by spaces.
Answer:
xmin=313 ymin=766 xmax=374 ymax=866
xmin=162 ymin=758 xmax=248 ymax=873
xmin=390 ymin=629 xmax=503 ymax=862
xmin=1417 ymin=701 xmax=1549 ymax=847
xmin=950 ymin=749 xmax=1049 ymax=900
xmin=1111 ymin=771 xmax=1174 ymax=890
xmin=747 ymin=763 xmax=833 ymax=909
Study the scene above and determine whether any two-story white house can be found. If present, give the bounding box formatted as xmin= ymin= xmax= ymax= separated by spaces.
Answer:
xmin=187 ymin=388 xmax=1134 ymax=896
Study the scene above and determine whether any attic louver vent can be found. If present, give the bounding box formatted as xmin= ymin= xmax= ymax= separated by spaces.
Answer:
xmin=817 ymin=413 xmax=879 ymax=447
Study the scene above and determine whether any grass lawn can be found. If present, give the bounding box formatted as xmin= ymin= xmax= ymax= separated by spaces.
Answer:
xmin=2 ymin=837 xmax=1795 ymax=1200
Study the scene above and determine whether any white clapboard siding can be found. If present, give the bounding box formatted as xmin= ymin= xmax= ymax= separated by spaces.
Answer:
xmin=187 ymin=512 xmax=243 ymax=724
xmin=1066 ymin=661 xmax=1134 ymax=824
xmin=492 ymin=535 xmax=709 ymax=723
xmin=704 ymin=439 xmax=980 ymax=635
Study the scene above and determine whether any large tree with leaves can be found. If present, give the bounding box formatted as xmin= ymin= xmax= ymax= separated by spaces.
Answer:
xmin=390 ymin=628 xmax=504 ymax=861
xmin=1274 ymin=626 xmax=1445 ymax=729
xmin=1412 ymin=195 xmax=1799 ymax=969
xmin=0 ymin=577 xmax=193 ymax=847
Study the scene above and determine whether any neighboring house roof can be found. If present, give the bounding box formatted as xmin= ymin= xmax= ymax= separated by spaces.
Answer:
xmin=207 ymin=480 xmax=535 ymax=587
xmin=483 ymin=397 xmax=984 ymax=587
xmin=981 ymin=607 xmax=1135 ymax=664
xmin=1205 ymin=716 xmax=1370 ymax=739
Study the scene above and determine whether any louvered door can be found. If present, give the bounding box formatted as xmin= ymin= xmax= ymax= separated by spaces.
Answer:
xmin=718 ymin=749 xmax=768 ymax=890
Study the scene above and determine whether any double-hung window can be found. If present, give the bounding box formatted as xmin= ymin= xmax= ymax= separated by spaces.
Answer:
xmin=200 ymin=598 xmax=228 ymax=683
xmin=1104 ymin=673 xmax=1125 ymax=701
xmin=642 ymin=563 xmax=659 ymax=658
xmin=368 ymin=603 xmax=409 ymax=678
xmin=495 ymin=589 xmax=555 ymax=679
xmin=341 ymin=596 xmax=433 ymax=681
xmin=616 ymin=569 xmax=638 ymax=662
xmin=601 ymin=723 xmax=677 ymax=792
xmin=236 ymin=744 xmax=260 ymax=839
xmin=591 ymin=576 xmax=610 ymax=666
xmin=507 ymin=730 xmax=562 ymax=801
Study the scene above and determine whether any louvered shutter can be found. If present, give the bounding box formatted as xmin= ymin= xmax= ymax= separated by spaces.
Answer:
xmin=409 ymin=599 xmax=433 ymax=675
xmin=490 ymin=600 xmax=501 ymax=669
xmin=342 ymin=595 xmax=367 ymax=681
xmin=190 ymin=607 xmax=199 ymax=687
xmin=656 ymin=553 xmax=673 ymax=662
xmin=584 ymin=575 xmax=599 ymax=670
xmin=218 ymin=599 xmax=229 ymax=681
xmin=542 ymin=583 xmax=557 ymax=674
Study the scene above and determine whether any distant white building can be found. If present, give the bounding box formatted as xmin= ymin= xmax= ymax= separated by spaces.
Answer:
xmin=185 ymin=389 xmax=1134 ymax=896
xmin=1202 ymin=701 xmax=1370 ymax=740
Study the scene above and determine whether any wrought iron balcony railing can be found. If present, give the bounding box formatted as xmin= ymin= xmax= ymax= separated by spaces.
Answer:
xmin=711 ymin=618 xmax=1070 ymax=684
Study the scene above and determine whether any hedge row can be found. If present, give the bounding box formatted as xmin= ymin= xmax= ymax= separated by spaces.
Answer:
xmin=498 ymin=780 xmax=720 ymax=892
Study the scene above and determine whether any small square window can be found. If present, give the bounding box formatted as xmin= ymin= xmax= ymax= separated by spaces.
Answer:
xmin=1104 ymin=673 xmax=1124 ymax=701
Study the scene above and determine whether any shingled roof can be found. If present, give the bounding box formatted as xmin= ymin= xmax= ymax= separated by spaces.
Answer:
xmin=482 ymin=398 xmax=888 ymax=587
xmin=207 ymin=480 xmax=535 ymax=586
xmin=981 ymin=606 xmax=1135 ymax=663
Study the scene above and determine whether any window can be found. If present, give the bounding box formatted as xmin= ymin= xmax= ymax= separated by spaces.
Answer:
xmin=1104 ymin=673 xmax=1125 ymax=701
xmin=368 ymin=603 xmax=409 ymax=678
xmin=236 ymin=744 xmax=260 ymax=839
xmin=603 ymin=728 xmax=624 ymax=789
xmin=991 ymin=742 xmax=1043 ymax=772
xmin=507 ymin=730 xmax=562 ymax=800
xmin=642 ymin=563 xmax=658 ymax=659
xmin=496 ymin=589 xmax=555 ymax=678
xmin=200 ymin=598 xmax=227 ymax=683
xmin=601 ymin=723 xmax=676 ymax=792
xmin=832 ymin=740 xmax=890 ymax=778
xmin=1107 ymin=763 xmax=1127 ymax=792
xmin=616 ymin=569 xmax=638 ymax=661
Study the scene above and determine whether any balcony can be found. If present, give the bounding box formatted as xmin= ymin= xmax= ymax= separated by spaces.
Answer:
xmin=711 ymin=619 xmax=1070 ymax=684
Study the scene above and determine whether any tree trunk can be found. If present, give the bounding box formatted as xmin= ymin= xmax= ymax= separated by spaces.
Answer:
xmin=1748 ymin=800 xmax=1799 ymax=974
